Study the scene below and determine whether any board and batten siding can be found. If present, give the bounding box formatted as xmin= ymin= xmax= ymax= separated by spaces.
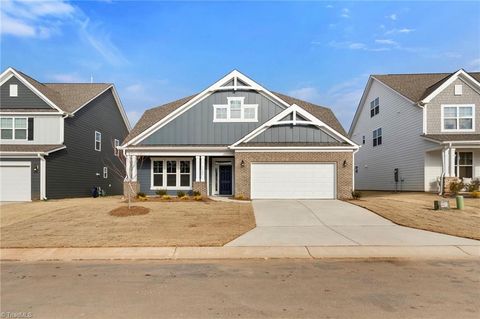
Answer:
xmin=249 ymin=124 xmax=340 ymax=143
xmin=140 ymin=90 xmax=284 ymax=145
xmin=46 ymin=89 xmax=129 ymax=198
xmin=0 ymin=158 xmax=41 ymax=200
xmin=0 ymin=115 xmax=63 ymax=145
xmin=0 ymin=76 xmax=52 ymax=109
xmin=351 ymin=79 xmax=437 ymax=191
xmin=425 ymin=78 xmax=480 ymax=134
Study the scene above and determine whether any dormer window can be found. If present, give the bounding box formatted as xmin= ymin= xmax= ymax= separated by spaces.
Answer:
xmin=9 ymin=84 xmax=18 ymax=97
xmin=370 ymin=98 xmax=379 ymax=117
xmin=213 ymin=97 xmax=258 ymax=122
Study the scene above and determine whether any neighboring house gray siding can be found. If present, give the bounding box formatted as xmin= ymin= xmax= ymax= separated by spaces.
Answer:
xmin=141 ymin=90 xmax=284 ymax=145
xmin=350 ymin=79 xmax=437 ymax=191
xmin=426 ymin=78 xmax=480 ymax=134
xmin=46 ymin=89 xmax=128 ymax=198
xmin=249 ymin=124 xmax=340 ymax=143
xmin=0 ymin=158 xmax=41 ymax=200
xmin=0 ymin=76 xmax=52 ymax=109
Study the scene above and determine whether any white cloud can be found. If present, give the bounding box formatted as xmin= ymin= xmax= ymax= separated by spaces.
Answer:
xmin=0 ymin=12 xmax=35 ymax=37
xmin=125 ymin=83 xmax=146 ymax=95
xmin=126 ymin=111 xmax=142 ymax=126
xmin=470 ymin=58 xmax=480 ymax=69
xmin=326 ymin=4 xmax=333 ymax=9
xmin=49 ymin=73 xmax=84 ymax=82
xmin=288 ymin=87 xmax=321 ymax=102
xmin=375 ymin=39 xmax=398 ymax=45
xmin=386 ymin=28 xmax=415 ymax=35
xmin=329 ymin=41 xmax=388 ymax=52
xmin=348 ymin=42 xmax=366 ymax=50
xmin=386 ymin=14 xmax=397 ymax=20
xmin=340 ymin=8 xmax=350 ymax=18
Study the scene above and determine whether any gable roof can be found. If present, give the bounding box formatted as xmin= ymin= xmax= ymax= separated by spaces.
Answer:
xmin=123 ymin=92 xmax=348 ymax=145
xmin=372 ymin=71 xmax=480 ymax=103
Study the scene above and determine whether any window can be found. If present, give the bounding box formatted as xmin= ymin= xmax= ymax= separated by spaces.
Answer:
xmin=213 ymin=97 xmax=258 ymax=122
xmin=373 ymin=128 xmax=382 ymax=147
xmin=103 ymin=167 xmax=108 ymax=179
xmin=9 ymin=84 xmax=18 ymax=97
xmin=0 ymin=117 xmax=27 ymax=140
xmin=95 ymin=131 xmax=101 ymax=151
xmin=442 ymin=105 xmax=474 ymax=131
xmin=114 ymin=139 xmax=120 ymax=156
xmin=455 ymin=152 xmax=473 ymax=179
xmin=151 ymin=159 xmax=192 ymax=189
xmin=370 ymin=98 xmax=380 ymax=117
xmin=362 ymin=135 xmax=365 ymax=145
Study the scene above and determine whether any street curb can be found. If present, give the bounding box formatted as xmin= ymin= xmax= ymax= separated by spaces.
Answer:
xmin=1 ymin=245 xmax=479 ymax=261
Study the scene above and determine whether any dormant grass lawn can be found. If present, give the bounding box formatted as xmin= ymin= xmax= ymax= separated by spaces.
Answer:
xmin=0 ymin=196 xmax=255 ymax=248
xmin=348 ymin=191 xmax=480 ymax=240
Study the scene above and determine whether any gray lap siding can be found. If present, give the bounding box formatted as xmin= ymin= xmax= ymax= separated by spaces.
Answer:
xmin=0 ymin=158 xmax=41 ymax=200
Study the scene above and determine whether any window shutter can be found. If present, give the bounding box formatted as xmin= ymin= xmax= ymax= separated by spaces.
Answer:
xmin=28 ymin=118 xmax=34 ymax=140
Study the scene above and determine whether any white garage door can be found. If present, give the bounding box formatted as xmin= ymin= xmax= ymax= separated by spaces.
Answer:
xmin=251 ymin=163 xmax=336 ymax=199
xmin=0 ymin=162 xmax=31 ymax=201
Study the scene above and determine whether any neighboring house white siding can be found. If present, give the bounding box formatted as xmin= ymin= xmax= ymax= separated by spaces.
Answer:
xmin=0 ymin=115 xmax=63 ymax=144
xmin=351 ymin=79 xmax=436 ymax=191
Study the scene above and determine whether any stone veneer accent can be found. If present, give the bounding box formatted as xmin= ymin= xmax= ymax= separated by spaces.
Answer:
xmin=193 ymin=181 xmax=207 ymax=196
xmin=234 ymin=151 xmax=354 ymax=199
xmin=123 ymin=181 xmax=140 ymax=198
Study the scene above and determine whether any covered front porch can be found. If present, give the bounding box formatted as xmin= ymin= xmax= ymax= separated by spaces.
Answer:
xmin=123 ymin=147 xmax=236 ymax=197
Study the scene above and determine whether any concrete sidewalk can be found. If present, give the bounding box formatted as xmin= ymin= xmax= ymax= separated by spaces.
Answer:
xmin=1 ymin=245 xmax=479 ymax=261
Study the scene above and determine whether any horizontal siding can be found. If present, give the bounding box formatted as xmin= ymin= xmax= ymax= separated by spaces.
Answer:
xmin=0 ymin=76 xmax=52 ymax=109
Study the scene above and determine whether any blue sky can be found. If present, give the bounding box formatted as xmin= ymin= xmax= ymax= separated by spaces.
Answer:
xmin=1 ymin=1 xmax=479 ymax=130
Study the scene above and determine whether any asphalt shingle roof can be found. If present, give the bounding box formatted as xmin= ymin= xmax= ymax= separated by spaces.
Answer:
xmin=422 ymin=134 xmax=480 ymax=142
xmin=0 ymin=144 xmax=65 ymax=153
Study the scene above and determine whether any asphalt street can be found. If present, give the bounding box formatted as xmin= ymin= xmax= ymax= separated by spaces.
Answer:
xmin=1 ymin=259 xmax=479 ymax=319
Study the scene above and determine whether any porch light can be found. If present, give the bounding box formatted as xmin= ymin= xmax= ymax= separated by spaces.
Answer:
xmin=343 ymin=160 xmax=347 ymax=168
xmin=240 ymin=160 xmax=245 ymax=168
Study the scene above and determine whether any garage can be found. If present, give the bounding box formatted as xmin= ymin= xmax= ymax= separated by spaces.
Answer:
xmin=250 ymin=163 xmax=336 ymax=199
xmin=0 ymin=162 xmax=31 ymax=201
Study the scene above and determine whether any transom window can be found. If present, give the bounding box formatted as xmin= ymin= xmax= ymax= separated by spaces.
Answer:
xmin=0 ymin=117 xmax=27 ymax=140
xmin=442 ymin=105 xmax=474 ymax=131
xmin=213 ymin=97 xmax=258 ymax=122
xmin=373 ymin=128 xmax=382 ymax=147
xmin=151 ymin=159 xmax=192 ymax=189
xmin=95 ymin=131 xmax=102 ymax=151
xmin=455 ymin=152 xmax=473 ymax=179
xmin=370 ymin=97 xmax=379 ymax=117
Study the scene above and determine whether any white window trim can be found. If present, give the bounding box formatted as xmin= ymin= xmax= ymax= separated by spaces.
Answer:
xmin=441 ymin=104 xmax=475 ymax=132
xmin=213 ymin=97 xmax=258 ymax=122
xmin=103 ymin=167 xmax=108 ymax=179
xmin=150 ymin=157 xmax=193 ymax=190
xmin=95 ymin=131 xmax=102 ymax=151
xmin=455 ymin=151 xmax=474 ymax=178
xmin=373 ymin=127 xmax=382 ymax=147
xmin=370 ymin=97 xmax=379 ymax=117
xmin=114 ymin=139 xmax=120 ymax=156
xmin=0 ymin=116 xmax=28 ymax=140
xmin=9 ymin=84 xmax=18 ymax=97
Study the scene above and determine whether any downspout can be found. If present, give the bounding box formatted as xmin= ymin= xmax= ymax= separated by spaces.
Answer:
xmin=37 ymin=153 xmax=47 ymax=200
xmin=352 ymin=148 xmax=360 ymax=192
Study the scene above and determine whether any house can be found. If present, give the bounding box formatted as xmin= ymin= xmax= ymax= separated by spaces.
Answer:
xmin=349 ymin=69 xmax=480 ymax=193
xmin=120 ymin=70 xmax=358 ymax=199
xmin=0 ymin=68 xmax=131 ymax=201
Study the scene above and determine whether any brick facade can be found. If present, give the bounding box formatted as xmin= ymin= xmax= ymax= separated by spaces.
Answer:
xmin=193 ymin=181 xmax=207 ymax=196
xmin=234 ymin=151 xmax=354 ymax=199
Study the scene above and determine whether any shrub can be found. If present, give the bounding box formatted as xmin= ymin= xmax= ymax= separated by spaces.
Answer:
xmin=467 ymin=179 xmax=480 ymax=192
xmin=181 ymin=195 xmax=190 ymax=200
xmin=194 ymin=195 xmax=203 ymax=201
xmin=137 ymin=192 xmax=146 ymax=197
xmin=351 ymin=190 xmax=361 ymax=200
xmin=472 ymin=191 xmax=480 ymax=198
xmin=177 ymin=191 xmax=186 ymax=198
xmin=449 ymin=180 xmax=465 ymax=195
xmin=192 ymin=191 xmax=201 ymax=196
xmin=234 ymin=195 xmax=245 ymax=200
xmin=155 ymin=189 xmax=167 ymax=196
xmin=161 ymin=195 xmax=171 ymax=200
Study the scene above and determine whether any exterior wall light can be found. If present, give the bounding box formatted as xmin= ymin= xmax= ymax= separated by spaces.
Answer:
xmin=343 ymin=160 xmax=347 ymax=168
xmin=240 ymin=160 xmax=245 ymax=168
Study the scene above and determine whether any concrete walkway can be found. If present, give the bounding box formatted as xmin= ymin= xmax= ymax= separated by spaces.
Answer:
xmin=226 ymin=200 xmax=480 ymax=247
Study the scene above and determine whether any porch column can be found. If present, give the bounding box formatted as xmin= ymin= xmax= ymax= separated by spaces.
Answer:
xmin=449 ymin=147 xmax=456 ymax=177
xmin=195 ymin=156 xmax=200 ymax=181
xmin=442 ymin=148 xmax=449 ymax=176
xmin=125 ymin=155 xmax=132 ymax=180
xmin=131 ymin=155 xmax=137 ymax=182
xmin=200 ymin=156 xmax=205 ymax=182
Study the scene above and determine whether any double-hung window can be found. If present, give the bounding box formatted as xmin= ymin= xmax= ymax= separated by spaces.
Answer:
xmin=370 ymin=98 xmax=380 ymax=117
xmin=114 ymin=139 xmax=120 ymax=156
xmin=103 ymin=167 xmax=108 ymax=179
xmin=95 ymin=131 xmax=102 ymax=151
xmin=0 ymin=117 xmax=27 ymax=140
xmin=152 ymin=159 xmax=192 ymax=189
xmin=442 ymin=105 xmax=474 ymax=131
xmin=213 ymin=97 xmax=258 ymax=122
xmin=373 ymin=128 xmax=382 ymax=147
xmin=455 ymin=152 xmax=473 ymax=179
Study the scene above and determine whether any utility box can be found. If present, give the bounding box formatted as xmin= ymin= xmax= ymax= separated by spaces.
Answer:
xmin=434 ymin=200 xmax=450 ymax=210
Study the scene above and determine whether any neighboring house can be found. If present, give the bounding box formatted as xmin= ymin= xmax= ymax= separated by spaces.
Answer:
xmin=349 ymin=69 xmax=480 ymax=193
xmin=120 ymin=70 xmax=358 ymax=199
xmin=0 ymin=68 xmax=131 ymax=201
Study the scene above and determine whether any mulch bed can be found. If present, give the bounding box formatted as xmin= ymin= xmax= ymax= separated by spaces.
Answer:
xmin=133 ymin=197 xmax=212 ymax=203
xmin=109 ymin=206 xmax=150 ymax=217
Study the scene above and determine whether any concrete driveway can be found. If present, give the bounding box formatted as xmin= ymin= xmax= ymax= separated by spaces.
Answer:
xmin=226 ymin=200 xmax=480 ymax=246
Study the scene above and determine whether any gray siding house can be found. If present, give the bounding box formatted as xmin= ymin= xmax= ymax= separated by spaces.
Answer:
xmin=121 ymin=70 xmax=358 ymax=200
xmin=349 ymin=69 xmax=480 ymax=193
xmin=0 ymin=68 xmax=131 ymax=201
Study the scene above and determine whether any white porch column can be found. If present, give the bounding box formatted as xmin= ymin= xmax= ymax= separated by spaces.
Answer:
xmin=131 ymin=155 xmax=137 ymax=182
xmin=206 ymin=156 xmax=210 ymax=196
xmin=125 ymin=155 xmax=132 ymax=181
xmin=441 ymin=148 xmax=449 ymax=176
xmin=200 ymin=156 xmax=205 ymax=182
xmin=195 ymin=156 xmax=200 ymax=182
xmin=449 ymin=147 xmax=456 ymax=177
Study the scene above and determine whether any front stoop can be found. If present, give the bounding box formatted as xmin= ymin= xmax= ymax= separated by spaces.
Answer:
xmin=193 ymin=182 xmax=207 ymax=196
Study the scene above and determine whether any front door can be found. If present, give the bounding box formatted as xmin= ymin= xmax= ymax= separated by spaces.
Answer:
xmin=219 ymin=165 xmax=232 ymax=195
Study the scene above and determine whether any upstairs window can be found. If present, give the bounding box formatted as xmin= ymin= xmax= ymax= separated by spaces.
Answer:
xmin=0 ymin=117 xmax=27 ymax=140
xmin=9 ymin=84 xmax=18 ymax=97
xmin=442 ymin=105 xmax=474 ymax=131
xmin=373 ymin=128 xmax=382 ymax=147
xmin=114 ymin=139 xmax=120 ymax=156
xmin=95 ymin=131 xmax=102 ymax=151
xmin=370 ymin=98 xmax=379 ymax=117
xmin=213 ymin=97 xmax=258 ymax=122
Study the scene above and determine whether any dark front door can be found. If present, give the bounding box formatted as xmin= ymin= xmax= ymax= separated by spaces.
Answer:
xmin=219 ymin=165 xmax=233 ymax=195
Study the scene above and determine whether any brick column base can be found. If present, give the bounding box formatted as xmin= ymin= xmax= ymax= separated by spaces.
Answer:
xmin=124 ymin=181 xmax=140 ymax=199
xmin=193 ymin=182 xmax=207 ymax=196
xmin=443 ymin=177 xmax=460 ymax=196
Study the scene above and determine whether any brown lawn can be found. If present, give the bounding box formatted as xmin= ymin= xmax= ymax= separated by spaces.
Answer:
xmin=348 ymin=191 xmax=480 ymax=240
xmin=0 ymin=196 xmax=255 ymax=248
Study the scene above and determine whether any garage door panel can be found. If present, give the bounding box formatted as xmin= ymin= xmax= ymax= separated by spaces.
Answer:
xmin=0 ymin=163 xmax=31 ymax=201
xmin=251 ymin=163 xmax=335 ymax=199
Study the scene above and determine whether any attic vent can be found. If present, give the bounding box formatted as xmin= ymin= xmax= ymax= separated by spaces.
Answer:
xmin=9 ymin=84 xmax=18 ymax=97
xmin=454 ymin=84 xmax=463 ymax=96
